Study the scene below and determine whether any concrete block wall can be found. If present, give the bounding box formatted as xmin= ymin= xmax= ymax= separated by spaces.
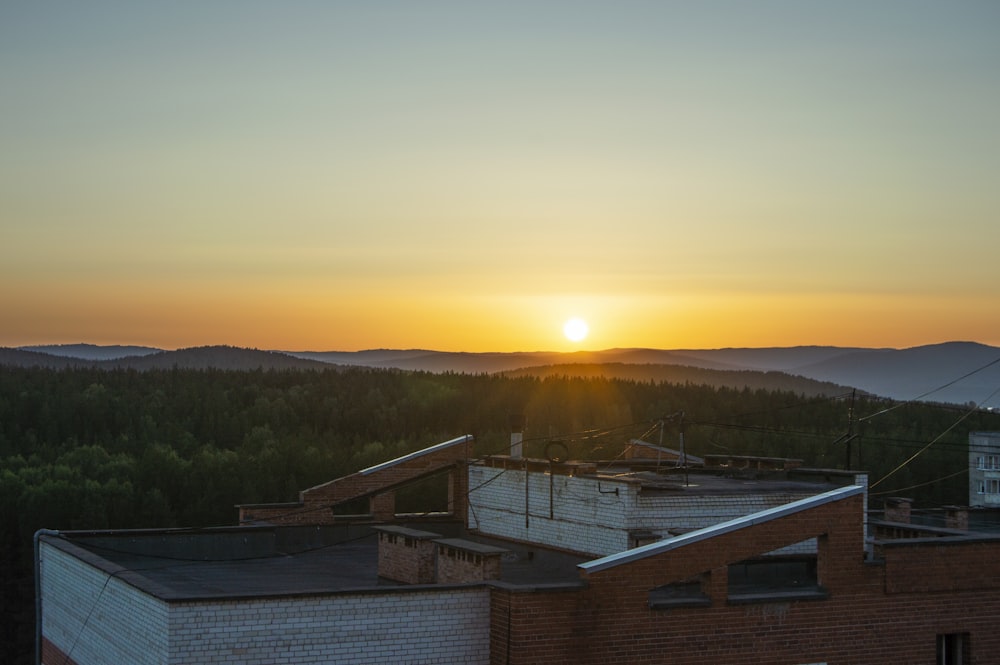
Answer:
xmin=40 ymin=541 xmax=169 ymax=665
xmin=169 ymin=589 xmax=491 ymax=665
xmin=468 ymin=466 xmax=636 ymax=555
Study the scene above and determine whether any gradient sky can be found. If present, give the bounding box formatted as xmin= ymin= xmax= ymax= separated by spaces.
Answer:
xmin=2 ymin=2 xmax=998 ymax=352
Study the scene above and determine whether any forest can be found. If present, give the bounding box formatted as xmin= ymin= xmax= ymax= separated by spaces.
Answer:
xmin=2 ymin=364 xmax=998 ymax=663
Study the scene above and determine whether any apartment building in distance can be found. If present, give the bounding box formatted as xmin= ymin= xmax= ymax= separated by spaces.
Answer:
xmin=970 ymin=431 xmax=1000 ymax=508
xmin=38 ymin=433 xmax=1000 ymax=664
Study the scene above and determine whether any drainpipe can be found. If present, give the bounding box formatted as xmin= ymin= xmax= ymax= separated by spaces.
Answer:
xmin=34 ymin=529 xmax=60 ymax=665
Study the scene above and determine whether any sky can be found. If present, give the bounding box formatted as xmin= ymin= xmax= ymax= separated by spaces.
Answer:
xmin=2 ymin=1 xmax=998 ymax=352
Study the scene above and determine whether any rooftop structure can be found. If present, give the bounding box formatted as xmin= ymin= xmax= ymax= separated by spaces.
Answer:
xmin=970 ymin=431 xmax=1000 ymax=508
xmin=38 ymin=434 xmax=1000 ymax=665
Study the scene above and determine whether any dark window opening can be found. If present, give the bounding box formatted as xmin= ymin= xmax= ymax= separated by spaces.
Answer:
xmin=937 ymin=633 xmax=969 ymax=665
xmin=649 ymin=574 xmax=710 ymax=609
xmin=396 ymin=474 xmax=449 ymax=513
xmin=330 ymin=496 xmax=369 ymax=516
xmin=727 ymin=556 xmax=826 ymax=603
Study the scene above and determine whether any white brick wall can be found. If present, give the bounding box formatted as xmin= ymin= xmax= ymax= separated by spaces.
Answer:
xmin=41 ymin=541 xmax=169 ymax=665
xmin=42 ymin=540 xmax=491 ymax=665
xmin=468 ymin=466 xmax=636 ymax=555
xmin=169 ymin=589 xmax=490 ymax=665
xmin=633 ymin=492 xmax=819 ymax=533
xmin=468 ymin=466 xmax=862 ymax=557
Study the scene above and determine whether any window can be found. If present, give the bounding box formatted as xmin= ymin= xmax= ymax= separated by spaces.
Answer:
xmin=648 ymin=574 xmax=710 ymax=609
xmin=937 ymin=633 xmax=968 ymax=665
xmin=977 ymin=455 xmax=1000 ymax=470
xmin=977 ymin=479 xmax=1000 ymax=494
xmin=729 ymin=556 xmax=819 ymax=593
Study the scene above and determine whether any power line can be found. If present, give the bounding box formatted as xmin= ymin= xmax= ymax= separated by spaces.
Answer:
xmin=870 ymin=397 xmax=991 ymax=489
xmin=869 ymin=468 xmax=969 ymax=497
xmin=859 ymin=353 xmax=1000 ymax=423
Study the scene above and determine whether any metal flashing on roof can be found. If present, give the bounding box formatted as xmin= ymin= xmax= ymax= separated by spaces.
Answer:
xmin=628 ymin=438 xmax=705 ymax=466
xmin=433 ymin=538 xmax=509 ymax=555
xmin=578 ymin=484 xmax=865 ymax=574
xmin=373 ymin=525 xmax=441 ymax=540
xmin=358 ymin=434 xmax=473 ymax=476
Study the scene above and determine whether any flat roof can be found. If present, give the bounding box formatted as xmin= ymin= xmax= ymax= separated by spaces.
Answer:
xmin=478 ymin=456 xmax=858 ymax=495
xmin=434 ymin=538 xmax=508 ymax=555
xmin=41 ymin=522 xmax=587 ymax=602
xmin=578 ymin=467 xmax=851 ymax=496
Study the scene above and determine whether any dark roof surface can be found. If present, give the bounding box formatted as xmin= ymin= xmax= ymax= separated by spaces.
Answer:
xmin=43 ymin=523 xmax=587 ymax=602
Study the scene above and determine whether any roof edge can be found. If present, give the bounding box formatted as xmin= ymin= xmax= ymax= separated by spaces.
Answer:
xmin=579 ymin=484 xmax=865 ymax=574
xmin=358 ymin=434 xmax=474 ymax=476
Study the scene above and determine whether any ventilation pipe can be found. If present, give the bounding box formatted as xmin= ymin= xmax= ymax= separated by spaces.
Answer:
xmin=509 ymin=413 xmax=525 ymax=459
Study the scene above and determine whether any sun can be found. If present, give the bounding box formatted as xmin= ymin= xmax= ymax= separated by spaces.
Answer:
xmin=563 ymin=317 xmax=589 ymax=343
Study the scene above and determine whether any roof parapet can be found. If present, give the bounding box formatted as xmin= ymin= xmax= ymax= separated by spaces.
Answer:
xmin=356 ymin=434 xmax=474 ymax=476
xmin=579 ymin=484 xmax=865 ymax=573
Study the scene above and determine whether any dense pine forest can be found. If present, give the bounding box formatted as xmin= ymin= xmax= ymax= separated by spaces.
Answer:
xmin=2 ymin=365 xmax=998 ymax=662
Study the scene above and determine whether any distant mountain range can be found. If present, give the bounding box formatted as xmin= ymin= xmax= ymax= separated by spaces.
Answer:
xmin=6 ymin=345 xmax=329 ymax=371
xmin=6 ymin=341 xmax=1000 ymax=408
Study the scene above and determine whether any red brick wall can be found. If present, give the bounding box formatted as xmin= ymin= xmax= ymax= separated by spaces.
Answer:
xmin=240 ymin=437 xmax=472 ymax=525
xmin=303 ymin=440 xmax=471 ymax=507
xmin=42 ymin=636 xmax=79 ymax=665
xmin=488 ymin=492 xmax=1000 ymax=665
xmin=377 ymin=531 xmax=436 ymax=584
xmin=883 ymin=539 xmax=1000 ymax=594
xmin=239 ymin=503 xmax=316 ymax=525
xmin=436 ymin=545 xmax=502 ymax=585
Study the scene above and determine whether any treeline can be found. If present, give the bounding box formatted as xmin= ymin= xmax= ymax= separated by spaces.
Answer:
xmin=2 ymin=365 xmax=998 ymax=663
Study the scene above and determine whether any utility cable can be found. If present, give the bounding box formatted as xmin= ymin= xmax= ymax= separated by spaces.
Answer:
xmin=718 ymin=391 xmax=856 ymax=421
xmin=870 ymin=387 xmax=1000 ymax=489
xmin=869 ymin=468 xmax=968 ymax=497
xmin=859 ymin=354 xmax=1000 ymax=423
xmin=239 ymin=419 xmax=657 ymax=526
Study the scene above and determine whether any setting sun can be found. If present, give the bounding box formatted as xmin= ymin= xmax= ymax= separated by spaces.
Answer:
xmin=563 ymin=318 xmax=589 ymax=343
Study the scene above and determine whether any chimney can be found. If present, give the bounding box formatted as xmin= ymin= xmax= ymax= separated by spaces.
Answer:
xmin=884 ymin=497 xmax=912 ymax=524
xmin=943 ymin=506 xmax=969 ymax=531
xmin=509 ymin=414 xmax=525 ymax=459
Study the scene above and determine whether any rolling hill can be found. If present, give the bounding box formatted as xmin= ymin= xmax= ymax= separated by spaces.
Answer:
xmin=7 ymin=341 xmax=1000 ymax=407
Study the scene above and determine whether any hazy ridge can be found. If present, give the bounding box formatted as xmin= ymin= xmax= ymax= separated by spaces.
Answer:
xmin=6 ymin=341 xmax=1000 ymax=407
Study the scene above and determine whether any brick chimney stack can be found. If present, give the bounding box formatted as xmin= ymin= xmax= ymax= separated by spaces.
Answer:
xmin=884 ymin=497 xmax=913 ymax=524
xmin=944 ymin=505 xmax=969 ymax=531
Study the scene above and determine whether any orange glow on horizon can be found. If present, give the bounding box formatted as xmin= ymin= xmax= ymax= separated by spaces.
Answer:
xmin=2 ymin=5 xmax=998 ymax=353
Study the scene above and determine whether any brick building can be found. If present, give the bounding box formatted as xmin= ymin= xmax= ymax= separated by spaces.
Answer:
xmin=37 ymin=434 xmax=1000 ymax=664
